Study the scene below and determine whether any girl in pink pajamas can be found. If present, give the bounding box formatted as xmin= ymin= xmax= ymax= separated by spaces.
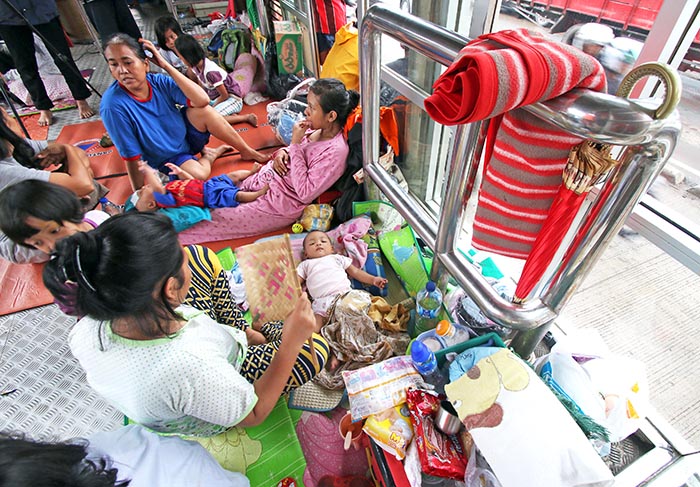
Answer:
xmin=179 ymin=78 xmax=358 ymax=243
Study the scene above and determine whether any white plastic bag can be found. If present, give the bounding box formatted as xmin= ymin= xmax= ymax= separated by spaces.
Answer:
xmin=266 ymin=78 xmax=315 ymax=145
xmin=465 ymin=443 xmax=503 ymax=487
xmin=581 ymin=356 xmax=649 ymax=442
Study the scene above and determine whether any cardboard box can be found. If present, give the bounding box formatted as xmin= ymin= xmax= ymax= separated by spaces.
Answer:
xmin=273 ymin=20 xmax=304 ymax=75
xmin=192 ymin=1 xmax=228 ymax=16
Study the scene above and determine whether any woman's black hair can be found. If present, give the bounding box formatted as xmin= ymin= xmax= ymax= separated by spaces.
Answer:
xmin=103 ymin=33 xmax=147 ymax=61
xmin=0 ymin=432 xmax=130 ymax=487
xmin=154 ymin=15 xmax=183 ymax=53
xmin=309 ymin=78 xmax=360 ymax=127
xmin=174 ymin=34 xmax=206 ymax=68
xmin=0 ymin=108 xmax=40 ymax=168
xmin=0 ymin=180 xmax=85 ymax=247
xmin=43 ymin=212 xmax=186 ymax=338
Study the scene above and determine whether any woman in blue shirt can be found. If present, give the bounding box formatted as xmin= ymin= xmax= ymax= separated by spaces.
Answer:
xmin=100 ymin=34 xmax=268 ymax=190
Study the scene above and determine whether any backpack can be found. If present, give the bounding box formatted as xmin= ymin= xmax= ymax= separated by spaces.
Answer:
xmin=207 ymin=29 xmax=224 ymax=55
xmin=333 ymin=106 xmax=403 ymax=222
xmin=219 ymin=28 xmax=251 ymax=72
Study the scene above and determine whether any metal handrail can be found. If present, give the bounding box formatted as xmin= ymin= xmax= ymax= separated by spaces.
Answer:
xmin=360 ymin=4 xmax=681 ymax=356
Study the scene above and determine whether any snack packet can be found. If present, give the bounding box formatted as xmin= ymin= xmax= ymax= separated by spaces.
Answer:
xmin=405 ymin=388 xmax=468 ymax=480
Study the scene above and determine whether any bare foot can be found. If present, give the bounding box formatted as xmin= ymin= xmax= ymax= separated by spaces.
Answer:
xmin=245 ymin=328 xmax=267 ymax=345
xmin=38 ymin=110 xmax=53 ymax=127
xmin=76 ymin=99 xmax=95 ymax=119
xmin=246 ymin=113 xmax=258 ymax=127
xmin=202 ymin=144 xmax=233 ymax=161
xmin=250 ymin=162 xmax=262 ymax=174
xmin=326 ymin=352 xmax=341 ymax=372
xmin=241 ymin=148 xmax=268 ymax=163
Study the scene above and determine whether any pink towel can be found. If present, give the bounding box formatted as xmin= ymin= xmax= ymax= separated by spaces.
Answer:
xmin=425 ymin=29 xmax=606 ymax=258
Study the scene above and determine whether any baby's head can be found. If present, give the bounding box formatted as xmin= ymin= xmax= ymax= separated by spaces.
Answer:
xmin=302 ymin=230 xmax=334 ymax=260
xmin=124 ymin=185 xmax=158 ymax=213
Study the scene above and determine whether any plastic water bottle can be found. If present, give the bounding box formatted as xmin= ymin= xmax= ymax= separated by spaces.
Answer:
xmin=415 ymin=328 xmax=446 ymax=352
xmin=99 ymin=197 xmax=123 ymax=216
xmin=435 ymin=320 xmax=471 ymax=348
xmin=410 ymin=340 xmax=446 ymax=395
xmin=415 ymin=281 xmax=443 ymax=336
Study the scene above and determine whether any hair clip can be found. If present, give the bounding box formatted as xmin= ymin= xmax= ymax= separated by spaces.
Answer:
xmin=75 ymin=245 xmax=97 ymax=293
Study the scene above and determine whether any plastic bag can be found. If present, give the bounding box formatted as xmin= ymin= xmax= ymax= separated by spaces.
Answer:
xmin=464 ymin=442 xmax=502 ymax=487
xmin=363 ymin=404 xmax=414 ymax=460
xmin=298 ymin=203 xmax=333 ymax=232
xmin=405 ymin=388 xmax=468 ymax=480
xmin=581 ymin=356 xmax=649 ymax=442
xmin=342 ymin=356 xmax=426 ymax=422
xmin=267 ymin=78 xmax=315 ymax=145
xmin=535 ymin=343 xmax=649 ymax=445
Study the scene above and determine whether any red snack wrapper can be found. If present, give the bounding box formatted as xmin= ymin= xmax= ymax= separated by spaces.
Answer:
xmin=405 ymin=388 xmax=468 ymax=480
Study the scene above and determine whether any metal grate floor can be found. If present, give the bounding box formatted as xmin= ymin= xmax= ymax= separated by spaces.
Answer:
xmin=0 ymin=306 xmax=122 ymax=440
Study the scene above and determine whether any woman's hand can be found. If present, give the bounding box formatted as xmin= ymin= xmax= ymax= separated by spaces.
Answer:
xmin=290 ymin=119 xmax=311 ymax=145
xmin=34 ymin=144 xmax=67 ymax=169
xmin=281 ymin=293 xmax=316 ymax=350
xmin=139 ymin=38 xmax=166 ymax=69
xmin=272 ymin=148 xmax=290 ymax=176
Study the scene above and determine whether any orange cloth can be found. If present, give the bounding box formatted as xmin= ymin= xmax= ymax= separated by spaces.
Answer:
xmin=343 ymin=106 xmax=400 ymax=157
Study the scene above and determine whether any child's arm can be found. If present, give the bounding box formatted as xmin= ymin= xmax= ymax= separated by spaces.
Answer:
xmin=212 ymin=84 xmax=229 ymax=106
xmin=165 ymin=162 xmax=195 ymax=181
xmin=346 ymin=265 xmax=388 ymax=289
xmin=138 ymin=161 xmax=167 ymax=194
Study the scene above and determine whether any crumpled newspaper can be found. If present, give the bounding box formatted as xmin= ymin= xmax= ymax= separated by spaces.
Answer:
xmin=368 ymin=296 xmax=410 ymax=332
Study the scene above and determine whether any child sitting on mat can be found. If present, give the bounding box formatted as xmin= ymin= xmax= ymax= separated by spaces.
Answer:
xmin=297 ymin=230 xmax=387 ymax=331
xmin=126 ymin=161 xmax=268 ymax=213
xmin=154 ymin=15 xmax=188 ymax=75
xmin=174 ymin=34 xmax=258 ymax=128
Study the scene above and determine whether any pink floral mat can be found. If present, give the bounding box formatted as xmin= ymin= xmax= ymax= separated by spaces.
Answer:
xmin=14 ymin=69 xmax=94 ymax=117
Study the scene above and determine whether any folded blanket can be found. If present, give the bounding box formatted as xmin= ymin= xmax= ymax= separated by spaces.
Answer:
xmin=425 ymin=29 xmax=606 ymax=258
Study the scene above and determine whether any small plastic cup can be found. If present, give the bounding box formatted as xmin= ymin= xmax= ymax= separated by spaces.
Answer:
xmin=338 ymin=412 xmax=364 ymax=450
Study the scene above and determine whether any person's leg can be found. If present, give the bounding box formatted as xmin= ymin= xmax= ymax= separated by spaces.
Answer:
xmin=183 ymin=244 xmax=252 ymax=329
xmin=0 ymin=24 xmax=53 ymax=124
xmin=226 ymin=162 xmax=261 ymax=185
xmin=223 ymin=113 xmax=258 ymax=127
xmin=83 ymin=0 xmax=120 ymax=43
xmin=174 ymin=115 xmax=234 ymax=180
xmin=240 ymin=322 xmax=329 ymax=391
xmin=235 ymin=184 xmax=268 ymax=203
xmin=177 ymin=157 xmax=211 ymax=181
xmin=0 ymin=49 xmax=15 ymax=73
xmin=185 ymin=105 xmax=269 ymax=163
xmin=34 ymin=18 xmax=94 ymax=118
xmin=112 ymin=0 xmax=143 ymax=41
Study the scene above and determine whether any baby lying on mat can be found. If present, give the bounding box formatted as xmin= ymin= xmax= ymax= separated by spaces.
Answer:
xmin=297 ymin=230 xmax=387 ymax=332
xmin=126 ymin=160 xmax=269 ymax=212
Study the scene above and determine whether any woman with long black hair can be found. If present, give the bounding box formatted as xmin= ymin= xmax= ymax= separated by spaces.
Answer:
xmin=0 ymin=107 xmax=96 ymax=263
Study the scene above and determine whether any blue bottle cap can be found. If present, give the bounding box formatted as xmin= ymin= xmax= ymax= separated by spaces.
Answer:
xmin=410 ymin=340 xmax=431 ymax=363
xmin=426 ymin=281 xmax=436 ymax=292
